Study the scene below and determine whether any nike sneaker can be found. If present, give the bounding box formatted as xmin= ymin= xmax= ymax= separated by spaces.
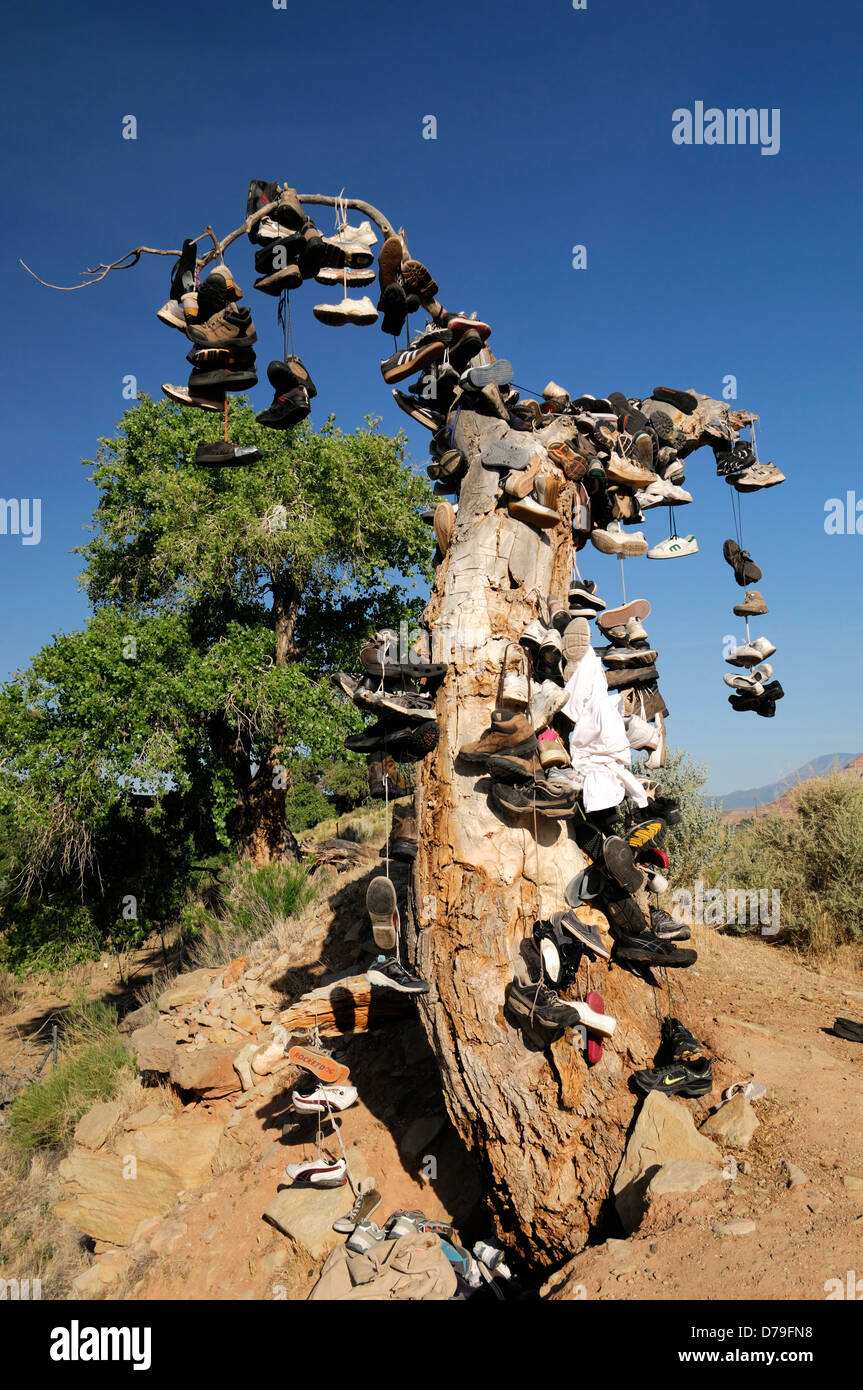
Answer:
xmin=632 ymin=1057 xmax=713 ymax=1097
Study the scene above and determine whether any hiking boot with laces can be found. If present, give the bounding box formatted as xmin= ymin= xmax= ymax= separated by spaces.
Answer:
xmin=186 ymin=305 xmax=257 ymax=349
xmin=460 ymin=709 xmax=538 ymax=764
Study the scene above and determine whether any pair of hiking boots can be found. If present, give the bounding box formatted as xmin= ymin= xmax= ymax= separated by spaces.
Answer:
xmin=377 ymin=235 xmax=440 ymax=336
xmin=160 ymin=259 xmax=260 ymax=416
xmin=255 ymin=355 xmax=316 ymax=430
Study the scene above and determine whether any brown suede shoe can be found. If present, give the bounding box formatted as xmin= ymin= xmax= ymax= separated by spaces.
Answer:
xmin=460 ymin=709 xmax=538 ymax=763
xmin=547 ymin=441 xmax=588 ymax=482
xmin=368 ymin=754 xmax=412 ymax=799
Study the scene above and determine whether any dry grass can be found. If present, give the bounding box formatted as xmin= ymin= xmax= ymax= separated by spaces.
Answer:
xmin=302 ymin=803 xmax=390 ymax=846
xmin=0 ymin=969 xmax=18 ymax=1013
xmin=0 ymin=1138 xmax=91 ymax=1298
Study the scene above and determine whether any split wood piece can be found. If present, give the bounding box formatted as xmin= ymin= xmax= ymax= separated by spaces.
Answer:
xmin=279 ymin=974 xmax=415 ymax=1039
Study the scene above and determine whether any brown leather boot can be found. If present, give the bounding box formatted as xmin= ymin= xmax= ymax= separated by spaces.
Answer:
xmin=460 ymin=708 xmax=538 ymax=763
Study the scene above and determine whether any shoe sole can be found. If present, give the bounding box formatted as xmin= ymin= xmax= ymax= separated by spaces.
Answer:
xmin=507 ymin=499 xmax=560 ymax=530
xmin=366 ymin=876 xmax=398 ymax=951
xmin=603 ymin=837 xmax=646 ymax=893
xmin=287 ymin=1047 xmax=350 ymax=1085
xmin=591 ymin=532 xmax=648 ymax=557
xmin=599 ymin=600 xmax=651 ymax=630
xmin=465 ymin=359 xmax=513 ymax=389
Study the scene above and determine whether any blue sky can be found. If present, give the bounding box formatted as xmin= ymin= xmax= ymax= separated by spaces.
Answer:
xmin=0 ymin=0 xmax=860 ymax=796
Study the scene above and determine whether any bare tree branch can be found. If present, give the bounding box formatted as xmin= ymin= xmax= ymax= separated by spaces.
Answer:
xmin=18 ymin=189 xmax=401 ymax=291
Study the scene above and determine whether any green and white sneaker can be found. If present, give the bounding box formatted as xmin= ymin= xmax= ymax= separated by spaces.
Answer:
xmin=647 ymin=534 xmax=698 ymax=559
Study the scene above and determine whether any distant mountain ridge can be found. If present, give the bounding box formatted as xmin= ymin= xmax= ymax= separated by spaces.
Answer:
xmin=713 ymin=754 xmax=859 ymax=811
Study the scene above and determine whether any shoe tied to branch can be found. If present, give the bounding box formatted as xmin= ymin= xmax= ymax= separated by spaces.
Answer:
xmin=591 ymin=520 xmax=648 ymax=557
xmin=733 ymin=589 xmax=768 ymax=617
xmin=552 ymin=908 xmax=612 ymax=961
xmin=649 ymin=907 xmax=690 ymax=941
xmin=194 ymin=442 xmax=263 ymax=467
xmin=313 ymin=296 xmax=378 ymax=327
xmin=722 ymin=538 xmax=762 ymax=587
xmin=186 ymin=305 xmax=257 ymax=349
xmin=366 ymin=955 xmax=430 ymax=994
xmin=647 ymin=534 xmax=698 ymax=559
xmin=256 ymin=386 xmax=310 ymax=430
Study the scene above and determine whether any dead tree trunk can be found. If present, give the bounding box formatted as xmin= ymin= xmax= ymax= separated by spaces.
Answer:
xmin=405 ymin=389 xmax=661 ymax=1266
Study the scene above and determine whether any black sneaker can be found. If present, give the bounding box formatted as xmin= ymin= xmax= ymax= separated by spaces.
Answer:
xmin=256 ymin=386 xmax=311 ymax=429
xmin=380 ymin=337 xmax=447 ymax=385
xmin=649 ymin=907 xmax=691 ymax=942
xmin=253 ymin=233 xmax=305 ymax=276
xmin=188 ymin=365 xmax=258 ymax=395
xmin=661 ymin=1015 xmax=708 ymax=1060
xmin=603 ymin=836 xmax=646 ymax=893
xmin=490 ymin=779 xmax=576 ymax=819
xmin=366 ymin=955 xmax=430 ymax=995
xmin=714 ymin=440 xmax=756 ymax=477
xmin=632 ymin=1057 xmax=713 ymax=1097
xmin=267 ymin=355 xmax=317 ymax=398
xmin=624 ymin=818 xmax=667 ymax=852
xmin=194 ymin=442 xmax=263 ymax=467
xmin=506 ymin=978 xmax=581 ymax=1031
xmin=612 ymin=931 xmax=697 ymax=969
xmin=170 ymin=238 xmax=198 ymax=301
xmin=645 ymin=794 xmax=682 ymax=827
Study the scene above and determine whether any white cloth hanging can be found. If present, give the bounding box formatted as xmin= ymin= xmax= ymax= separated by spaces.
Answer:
xmin=559 ymin=646 xmax=648 ymax=813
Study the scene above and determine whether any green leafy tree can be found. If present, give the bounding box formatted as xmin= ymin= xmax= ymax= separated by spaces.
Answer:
xmin=0 ymin=397 xmax=432 ymax=963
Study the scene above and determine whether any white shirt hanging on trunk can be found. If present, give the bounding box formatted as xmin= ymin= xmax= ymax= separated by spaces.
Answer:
xmin=559 ymin=646 xmax=649 ymax=813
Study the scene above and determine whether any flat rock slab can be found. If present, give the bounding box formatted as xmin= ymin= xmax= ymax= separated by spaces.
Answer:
xmin=74 ymin=1101 xmax=122 ymax=1152
xmin=647 ymin=1158 xmax=726 ymax=1198
xmin=158 ymin=968 xmax=223 ymax=1012
xmin=54 ymin=1150 xmax=179 ymax=1246
xmin=131 ymin=1019 xmax=180 ymax=1074
xmin=613 ymin=1092 xmax=722 ymax=1233
xmin=263 ymin=1154 xmax=368 ymax=1262
xmin=120 ymin=1114 xmax=224 ymax=1189
xmin=701 ymin=1094 xmax=759 ymax=1148
xmin=170 ymin=1043 xmax=243 ymax=1098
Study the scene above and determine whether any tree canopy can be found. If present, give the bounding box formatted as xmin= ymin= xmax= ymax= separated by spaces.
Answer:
xmin=0 ymin=396 xmax=433 ymax=966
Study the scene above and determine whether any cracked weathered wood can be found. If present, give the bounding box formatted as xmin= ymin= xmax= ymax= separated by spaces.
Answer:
xmin=404 ymin=383 xmax=660 ymax=1265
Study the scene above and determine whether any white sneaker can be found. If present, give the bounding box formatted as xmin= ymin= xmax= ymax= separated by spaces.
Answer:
xmin=569 ymin=1000 xmax=617 ymax=1037
xmin=284 ymin=1157 xmax=348 ymax=1186
xmin=726 ymin=637 xmax=775 ymax=667
xmin=751 ymin=663 xmax=773 ymax=683
xmin=590 ymin=520 xmax=648 ymax=557
xmin=724 ymin=673 xmax=765 ymax=695
xmin=624 ymin=714 xmax=658 ymax=750
xmin=732 ymin=462 xmax=785 ymax=490
xmin=313 ymin=295 xmax=378 ymax=327
xmin=501 ymin=670 xmax=529 ymax=705
xmin=749 ymin=636 xmax=777 ymax=660
xmin=528 ymin=680 xmax=569 ymax=730
xmin=636 ymin=480 xmax=693 ymax=508
xmin=645 ymin=712 xmax=667 ymax=770
xmin=292 ymin=1085 xmax=358 ymax=1114
xmin=647 ymin=534 xmax=698 ymax=559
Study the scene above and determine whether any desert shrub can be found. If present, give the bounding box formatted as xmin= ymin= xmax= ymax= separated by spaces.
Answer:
xmin=638 ymin=748 xmax=729 ymax=886
xmin=6 ymin=1000 xmax=132 ymax=1153
xmin=727 ymin=773 xmax=863 ymax=954
xmin=188 ymin=860 xmax=315 ymax=967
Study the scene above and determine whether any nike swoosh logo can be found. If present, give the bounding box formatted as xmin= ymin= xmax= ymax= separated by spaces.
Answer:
xmin=663 ymin=1075 xmax=686 ymax=1085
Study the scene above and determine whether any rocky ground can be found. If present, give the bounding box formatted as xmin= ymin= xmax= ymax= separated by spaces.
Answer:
xmin=1 ymin=842 xmax=861 ymax=1302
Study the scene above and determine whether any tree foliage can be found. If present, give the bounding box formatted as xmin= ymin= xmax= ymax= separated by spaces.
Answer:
xmin=0 ymin=397 xmax=433 ymax=966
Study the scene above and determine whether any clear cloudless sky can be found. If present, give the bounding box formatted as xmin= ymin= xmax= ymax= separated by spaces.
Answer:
xmin=0 ymin=0 xmax=860 ymax=796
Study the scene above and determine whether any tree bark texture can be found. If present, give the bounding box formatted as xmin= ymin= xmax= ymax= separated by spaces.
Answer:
xmin=404 ymin=391 xmax=662 ymax=1266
